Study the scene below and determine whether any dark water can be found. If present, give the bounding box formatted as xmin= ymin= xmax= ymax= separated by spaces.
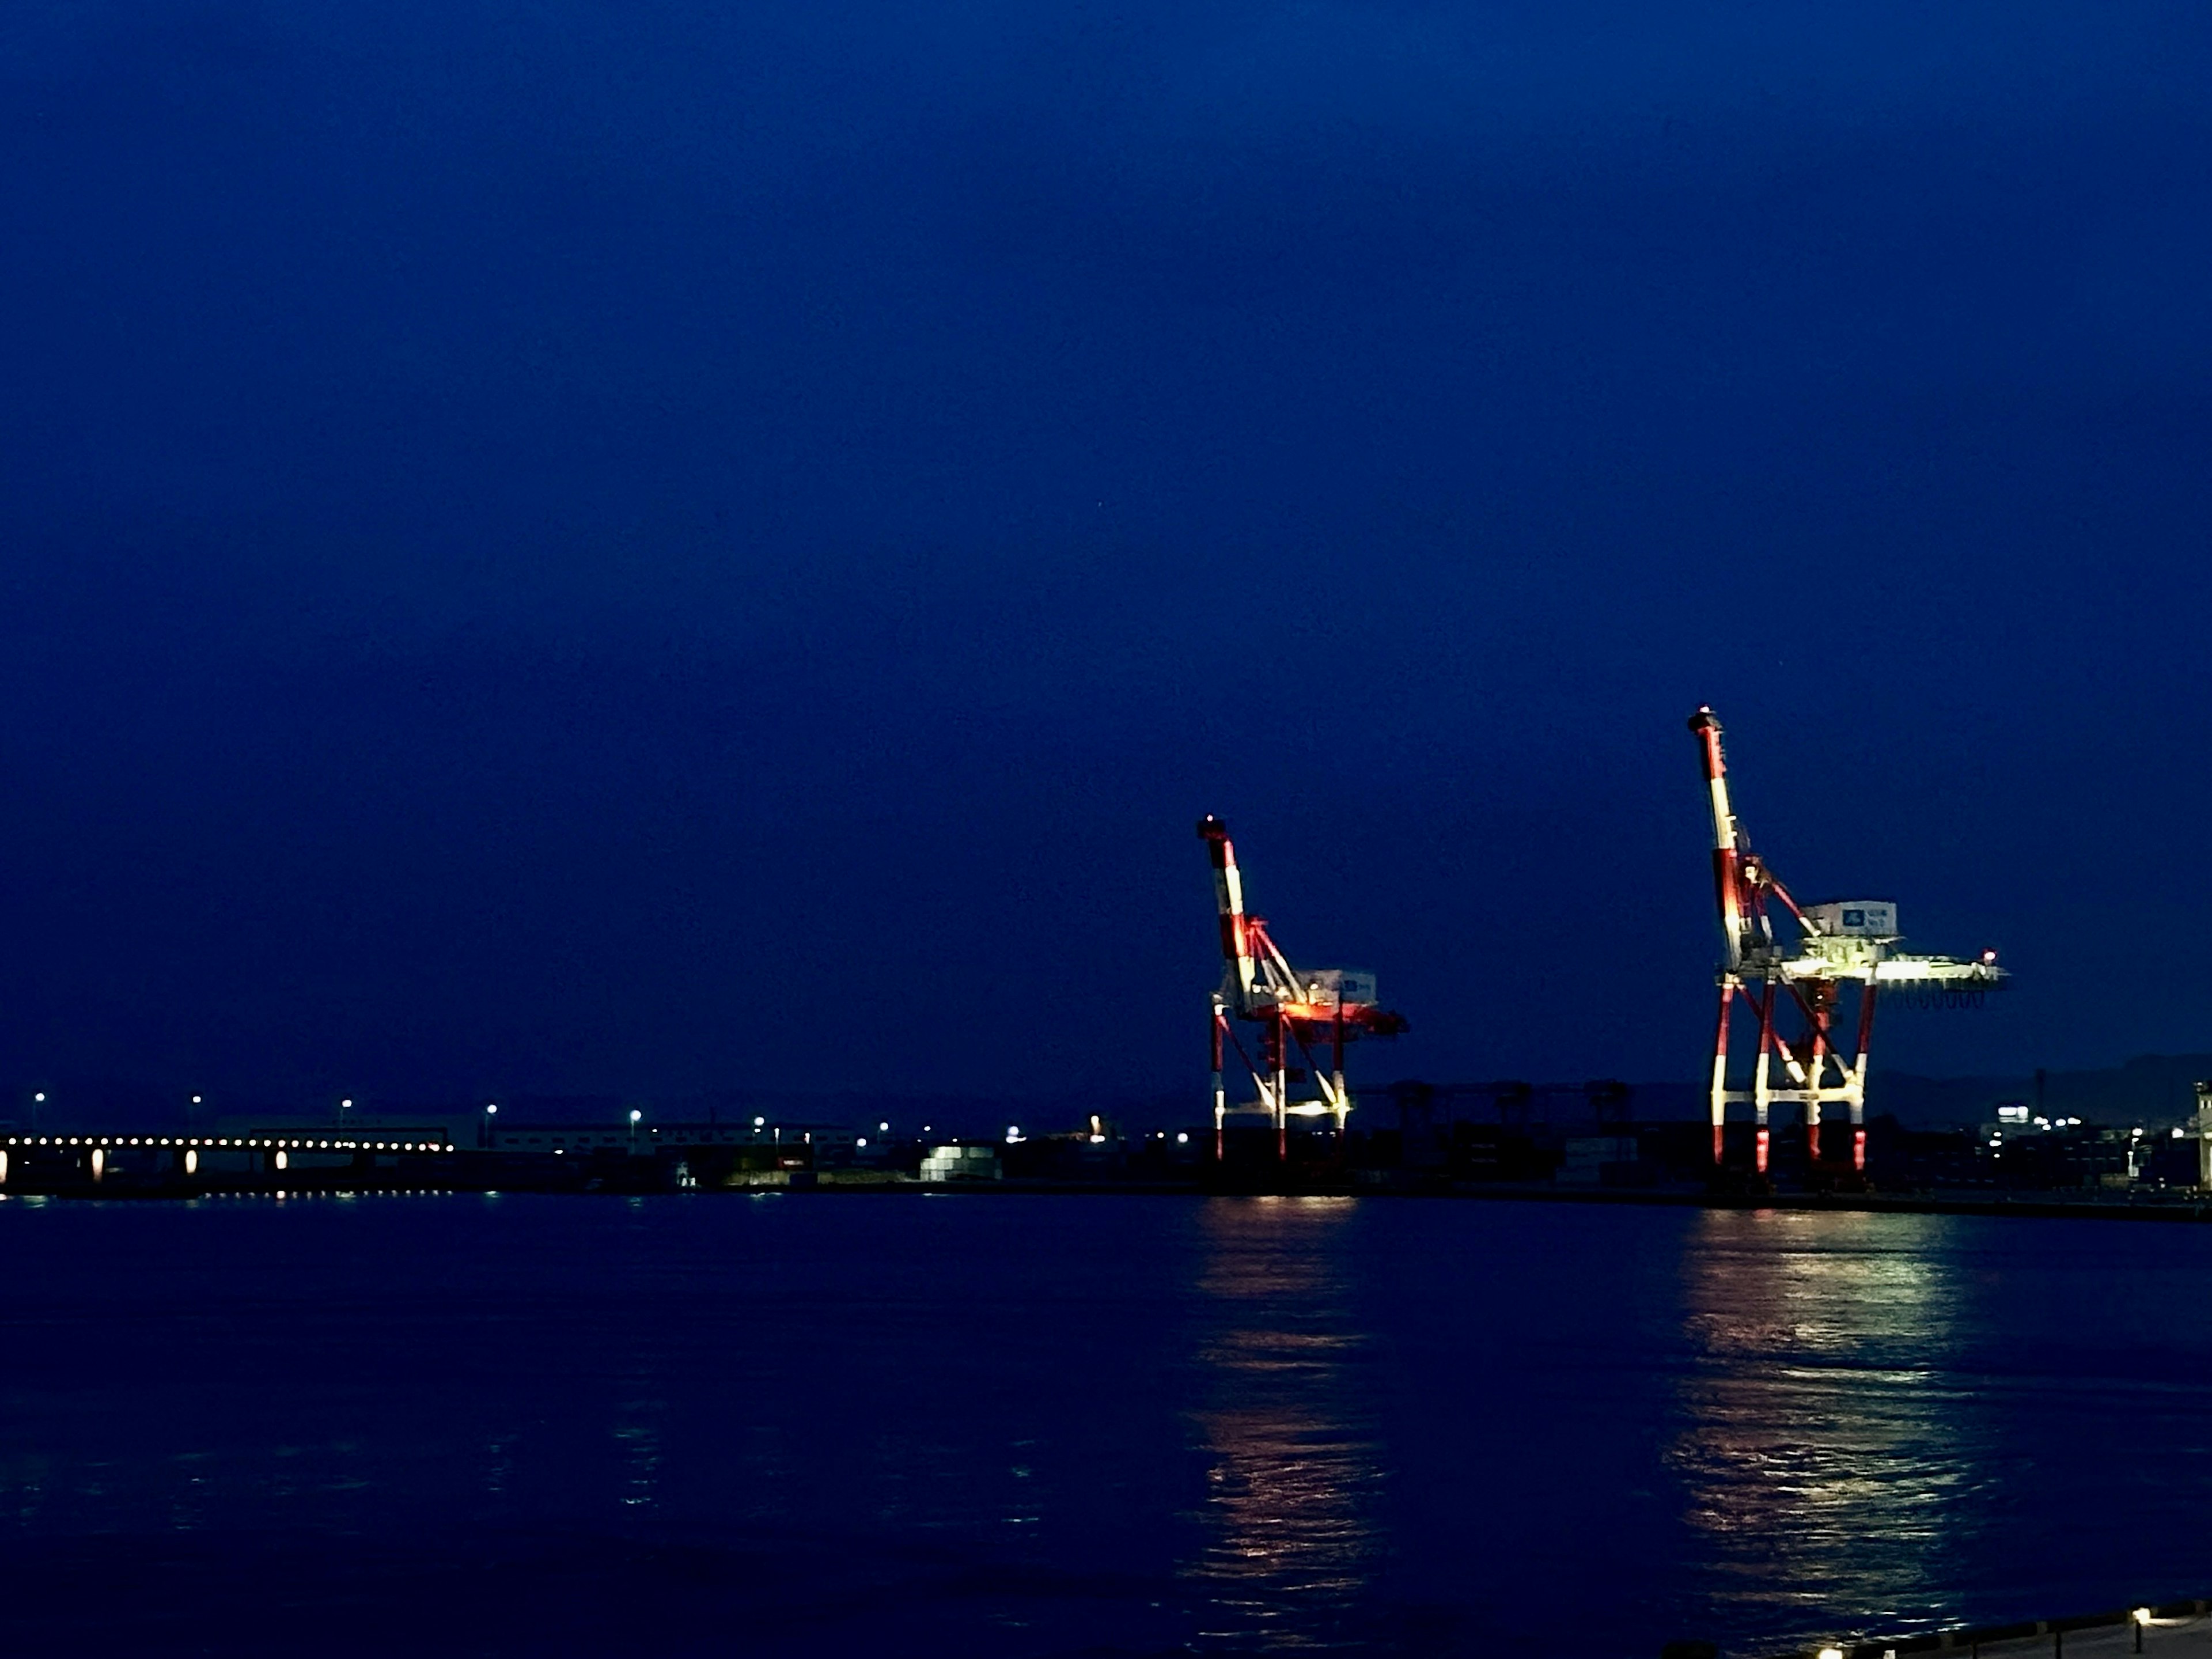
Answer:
xmin=3 ymin=1192 xmax=2210 ymax=1656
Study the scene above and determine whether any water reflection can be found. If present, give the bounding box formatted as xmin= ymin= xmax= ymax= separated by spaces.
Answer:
xmin=1672 ymin=1209 xmax=1984 ymax=1642
xmin=612 ymin=1392 xmax=665 ymax=1510
xmin=1183 ymin=1196 xmax=1385 ymax=1652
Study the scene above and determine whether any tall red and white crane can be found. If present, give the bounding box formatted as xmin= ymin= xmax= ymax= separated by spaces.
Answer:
xmin=1198 ymin=816 xmax=1406 ymax=1159
xmin=1689 ymin=708 xmax=2006 ymax=1176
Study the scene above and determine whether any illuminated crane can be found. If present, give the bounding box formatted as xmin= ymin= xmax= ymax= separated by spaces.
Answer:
xmin=1198 ymin=815 xmax=1406 ymax=1159
xmin=1690 ymin=708 xmax=2006 ymax=1177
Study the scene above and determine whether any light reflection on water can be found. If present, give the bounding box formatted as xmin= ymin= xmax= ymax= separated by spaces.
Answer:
xmin=1672 ymin=1209 xmax=1990 ymax=1642
xmin=1184 ymin=1196 xmax=1386 ymax=1652
xmin=10 ymin=1195 xmax=2212 ymax=1655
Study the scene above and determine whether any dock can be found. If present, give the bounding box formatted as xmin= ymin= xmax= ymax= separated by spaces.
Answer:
xmin=1759 ymin=1601 xmax=2212 ymax=1659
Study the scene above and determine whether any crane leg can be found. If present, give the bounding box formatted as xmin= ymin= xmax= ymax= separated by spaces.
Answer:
xmin=1753 ymin=982 xmax=1775 ymax=1177
xmin=1210 ymin=1006 xmax=1226 ymax=1162
xmin=1332 ymin=1007 xmax=1348 ymax=1144
xmin=1710 ymin=983 xmax=1734 ymax=1166
xmin=1852 ymin=982 xmax=1878 ymax=1173
xmin=1275 ymin=1012 xmax=1289 ymax=1163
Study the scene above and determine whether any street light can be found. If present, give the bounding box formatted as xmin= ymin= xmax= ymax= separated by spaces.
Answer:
xmin=628 ymin=1107 xmax=642 ymax=1152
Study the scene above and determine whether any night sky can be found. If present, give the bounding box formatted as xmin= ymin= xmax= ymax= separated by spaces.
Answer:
xmin=3 ymin=2 xmax=2209 ymax=1110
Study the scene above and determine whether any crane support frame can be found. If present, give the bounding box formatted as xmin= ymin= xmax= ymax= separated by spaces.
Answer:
xmin=1688 ymin=709 xmax=2006 ymax=1178
xmin=1196 ymin=816 xmax=1404 ymax=1161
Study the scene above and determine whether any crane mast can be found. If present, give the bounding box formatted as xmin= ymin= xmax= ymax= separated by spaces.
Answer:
xmin=1689 ymin=707 xmax=2007 ymax=1180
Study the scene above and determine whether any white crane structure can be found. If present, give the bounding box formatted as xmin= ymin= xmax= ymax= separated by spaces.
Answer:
xmin=1198 ymin=816 xmax=1405 ymax=1160
xmin=1690 ymin=707 xmax=2006 ymax=1177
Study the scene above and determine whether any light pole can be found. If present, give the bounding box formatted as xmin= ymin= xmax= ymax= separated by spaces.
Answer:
xmin=628 ymin=1107 xmax=642 ymax=1153
xmin=483 ymin=1102 xmax=498 ymax=1149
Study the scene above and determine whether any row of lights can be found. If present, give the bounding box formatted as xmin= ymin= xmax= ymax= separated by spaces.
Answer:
xmin=29 ymin=1099 xmax=1219 ymax=1153
xmin=5 ymin=1135 xmax=450 ymax=1151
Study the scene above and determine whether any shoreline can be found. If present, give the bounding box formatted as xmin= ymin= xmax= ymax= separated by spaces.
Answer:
xmin=9 ymin=1169 xmax=2212 ymax=1219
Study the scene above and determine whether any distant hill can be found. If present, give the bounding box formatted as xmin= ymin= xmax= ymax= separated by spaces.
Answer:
xmin=1869 ymin=1054 xmax=2212 ymax=1130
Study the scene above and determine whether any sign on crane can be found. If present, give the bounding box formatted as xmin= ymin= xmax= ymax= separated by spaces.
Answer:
xmin=1689 ymin=707 xmax=2007 ymax=1178
xmin=1198 ymin=815 xmax=1407 ymax=1161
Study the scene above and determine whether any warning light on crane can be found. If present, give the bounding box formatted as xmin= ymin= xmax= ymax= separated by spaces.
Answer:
xmin=1198 ymin=815 xmax=1407 ymax=1161
xmin=1689 ymin=707 xmax=2007 ymax=1178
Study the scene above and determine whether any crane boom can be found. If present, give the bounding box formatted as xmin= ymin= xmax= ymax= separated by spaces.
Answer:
xmin=1688 ymin=706 xmax=1757 ymax=971
xmin=1197 ymin=815 xmax=1259 ymax=1017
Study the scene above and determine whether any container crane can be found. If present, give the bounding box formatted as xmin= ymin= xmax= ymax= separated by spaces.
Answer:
xmin=1198 ymin=815 xmax=1406 ymax=1159
xmin=1689 ymin=708 xmax=2006 ymax=1176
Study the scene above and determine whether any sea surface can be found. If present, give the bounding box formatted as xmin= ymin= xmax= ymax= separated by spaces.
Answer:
xmin=1 ymin=1191 xmax=2209 ymax=1656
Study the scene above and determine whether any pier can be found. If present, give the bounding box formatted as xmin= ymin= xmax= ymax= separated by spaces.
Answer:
xmin=1760 ymin=1601 xmax=2212 ymax=1659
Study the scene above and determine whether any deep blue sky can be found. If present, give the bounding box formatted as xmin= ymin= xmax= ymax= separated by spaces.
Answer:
xmin=2 ymin=2 xmax=2208 ymax=1108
